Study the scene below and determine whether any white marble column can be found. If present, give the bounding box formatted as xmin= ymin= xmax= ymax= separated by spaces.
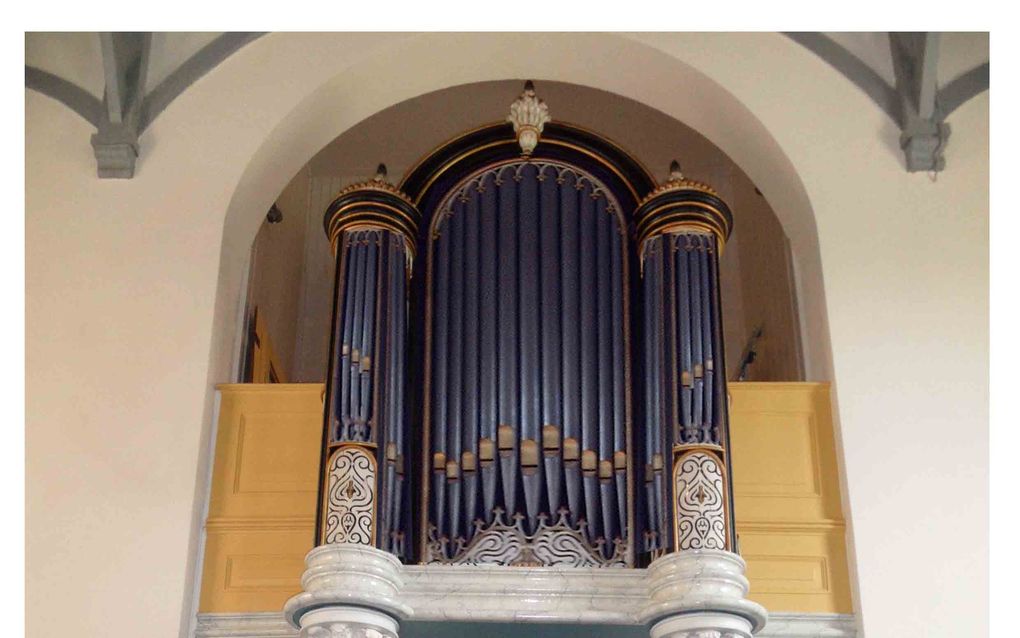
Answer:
xmin=284 ymin=545 xmax=410 ymax=638
xmin=640 ymin=550 xmax=766 ymax=638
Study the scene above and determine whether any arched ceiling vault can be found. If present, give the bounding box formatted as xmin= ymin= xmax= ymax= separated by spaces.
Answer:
xmin=25 ymin=31 xmax=987 ymax=178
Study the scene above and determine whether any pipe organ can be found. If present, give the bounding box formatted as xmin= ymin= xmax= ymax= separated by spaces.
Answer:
xmin=288 ymin=83 xmax=766 ymax=638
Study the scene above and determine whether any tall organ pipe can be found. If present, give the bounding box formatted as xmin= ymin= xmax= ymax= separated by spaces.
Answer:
xmin=348 ymin=235 xmax=367 ymax=441
xmin=479 ymin=174 xmax=499 ymax=520
xmin=596 ymin=195 xmax=617 ymax=542
xmin=431 ymin=228 xmax=450 ymax=540
xmin=496 ymin=168 xmax=519 ymax=517
xmin=698 ymin=237 xmax=715 ymax=443
xmin=610 ymin=213 xmax=628 ymax=538
xmin=519 ymin=164 xmax=542 ymax=528
xmin=540 ymin=168 xmax=563 ymax=515
xmin=688 ymin=237 xmax=704 ymax=437
xmin=447 ymin=207 xmax=465 ymax=540
xmin=560 ymin=172 xmax=582 ymax=525
xmin=334 ymin=236 xmax=355 ymax=443
xmin=579 ymin=180 xmax=601 ymax=542
xmin=462 ymin=190 xmax=481 ymax=531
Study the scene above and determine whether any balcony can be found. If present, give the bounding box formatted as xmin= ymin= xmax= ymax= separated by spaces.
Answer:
xmin=196 ymin=382 xmax=854 ymax=637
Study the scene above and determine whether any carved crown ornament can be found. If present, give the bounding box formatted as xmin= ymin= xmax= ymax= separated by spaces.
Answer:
xmin=332 ymin=163 xmax=416 ymax=207
xmin=636 ymin=160 xmax=719 ymax=208
xmin=507 ymin=80 xmax=551 ymax=156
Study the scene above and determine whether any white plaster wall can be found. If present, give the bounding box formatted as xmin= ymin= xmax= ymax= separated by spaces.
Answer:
xmin=25 ymin=33 xmax=987 ymax=638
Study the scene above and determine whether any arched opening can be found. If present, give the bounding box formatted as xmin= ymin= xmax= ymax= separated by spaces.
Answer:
xmin=200 ymin=74 xmax=853 ymax=627
xmin=192 ymin=33 xmax=860 ymax=632
xmin=239 ymin=81 xmax=806 ymax=390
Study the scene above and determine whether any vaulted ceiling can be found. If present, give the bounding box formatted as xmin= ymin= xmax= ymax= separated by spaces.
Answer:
xmin=25 ymin=32 xmax=988 ymax=178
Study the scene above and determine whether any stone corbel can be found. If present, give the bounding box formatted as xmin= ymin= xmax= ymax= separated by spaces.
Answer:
xmin=26 ymin=32 xmax=264 ymax=178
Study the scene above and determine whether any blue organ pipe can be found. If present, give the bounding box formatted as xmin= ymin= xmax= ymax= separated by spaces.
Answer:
xmin=357 ymin=238 xmax=378 ymax=441
xmin=497 ymin=170 xmax=519 ymax=516
xmin=579 ymin=181 xmax=600 ymax=539
xmin=610 ymin=216 xmax=626 ymax=453
xmin=615 ymin=468 xmax=627 ymax=545
xmin=642 ymin=241 xmax=660 ymax=541
xmin=463 ymin=191 xmax=481 ymax=530
xmin=540 ymin=171 xmax=562 ymax=430
xmin=688 ymin=236 xmax=704 ymax=438
xmin=447 ymin=208 xmax=465 ymax=540
xmin=596 ymin=197 xmax=614 ymax=461
xmin=463 ymin=457 xmax=477 ymax=532
xmin=579 ymin=182 xmax=598 ymax=459
xmin=600 ymin=471 xmax=616 ymax=550
xmin=596 ymin=197 xmax=616 ymax=542
xmin=393 ymin=245 xmax=407 ymax=550
xmin=479 ymin=172 xmax=499 ymax=518
xmin=645 ymin=479 xmax=658 ymax=551
xmin=698 ymin=237 xmax=715 ymax=442
xmin=519 ymin=164 xmax=541 ymax=445
xmin=386 ymin=236 xmax=403 ymax=544
xmin=560 ymin=172 xmax=582 ymax=524
xmin=376 ymin=239 xmax=391 ymax=544
xmin=675 ymin=236 xmax=694 ymax=443
xmin=583 ymin=465 xmax=600 ymax=543
xmin=610 ymin=213 xmax=627 ymax=539
xmin=479 ymin=174 xmax=499 ymax=520
xmin=540 ymin=171 xmax=563 ymax=514
xmin=361 ymin=234 xmax=379 ymax=376
xmin=343 ymin=239 xmax=363 ymax=440
xmin=650 ymin=244 xmax=664 ymax=460
xmin=386 ymin=236 xmax=400 ymax=444
xmin=347 ymin=236 xmax=367 ymax=440
xmin=431 ymin=227 xmax=450 ymax=539
xmin=448 ymin=207 xmax=465 ymax=458
xmin=520 ymin=165 xmax=542 ymax=528
xmin=336 ymin=235 xmax=355 ymax=442
xmin=560 ymin=172 xmax=581 ymax=445
xmin=447 ymin=464 xmax=461 ymax=545
xmin=653 ymin=467 xmax=665 ymax=550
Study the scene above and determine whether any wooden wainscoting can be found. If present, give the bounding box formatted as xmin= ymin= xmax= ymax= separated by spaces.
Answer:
xmin=200 ymin=384 xmax=321 ymax=612
xmin=199 ymin=382 xmax=852 ymax=614
xmin=730 ymin=383 xmax=853 ymax=614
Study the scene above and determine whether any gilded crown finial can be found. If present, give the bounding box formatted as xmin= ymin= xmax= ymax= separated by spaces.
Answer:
xmin=374 ymin=163 xmax=388 ymax=182
xmin=507 ymin=80 xmax=551 ymax=156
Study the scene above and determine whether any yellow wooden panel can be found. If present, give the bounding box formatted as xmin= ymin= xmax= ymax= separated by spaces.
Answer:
xmin=207 ymin=385 xmax=323 ymax=523
xmin=199 ymin=382 xmax=854 ymax=615
xmin=200 ymin=527 xmax=314 ymax=612
xmin=729 ymin=383 xmax=845 ymax=523
xmin=737 ymin=524 xmax=853 ymax=613
xmin=729 ymin=382 xmax=852 ymax=614
xmin=200 ymin=384 xmax=322 ymax=613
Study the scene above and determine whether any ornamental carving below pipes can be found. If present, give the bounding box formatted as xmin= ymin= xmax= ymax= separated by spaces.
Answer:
xmin=507 ymin=80 xmax=551 ymax=155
